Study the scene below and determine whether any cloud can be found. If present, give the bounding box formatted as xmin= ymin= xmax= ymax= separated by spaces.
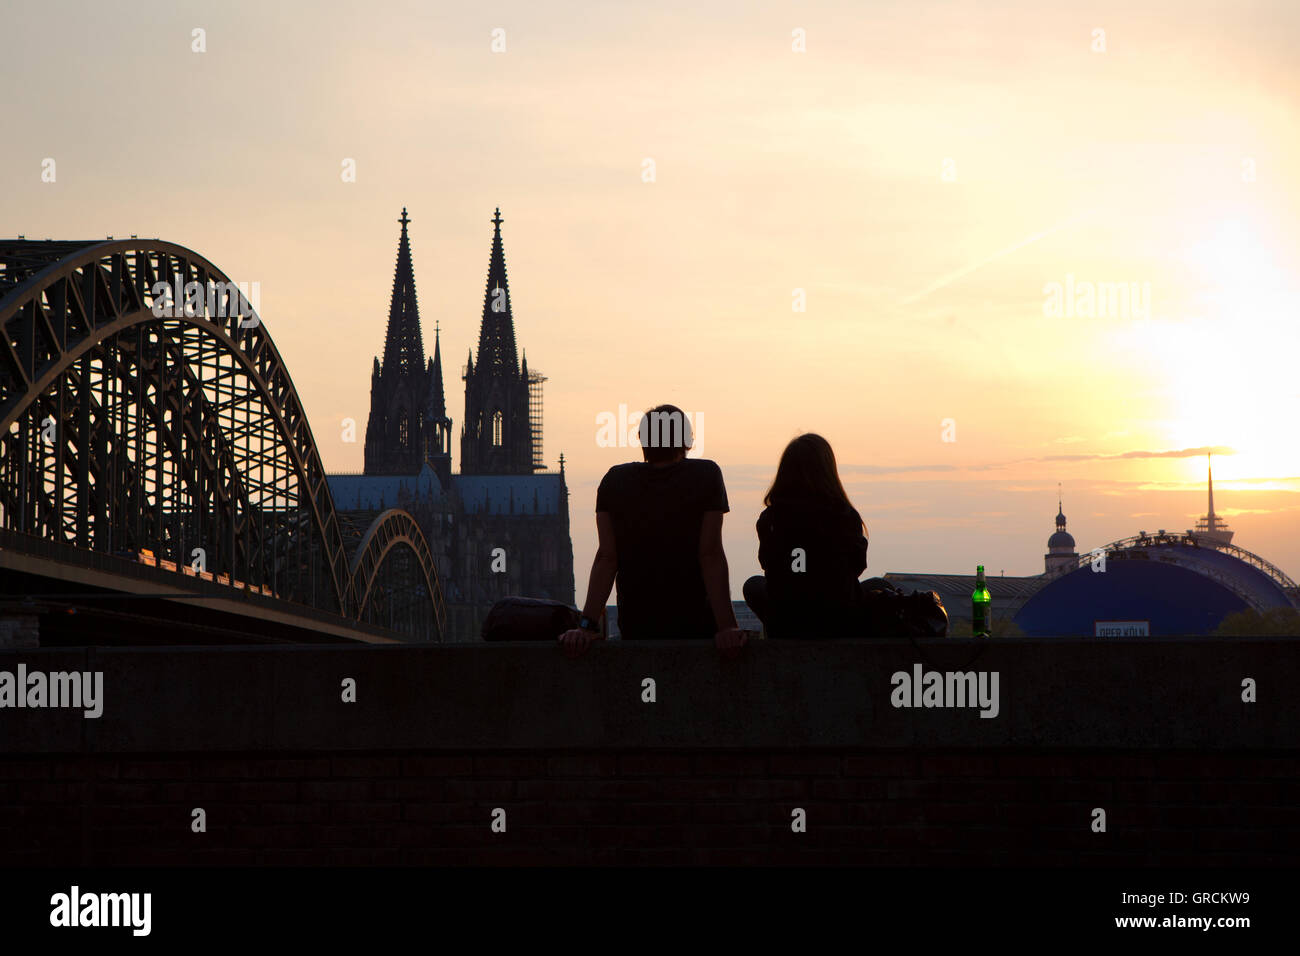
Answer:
xmin=827 ymin=446 xmax=1235 ymax=480
xmin=1220 ymin=505 xmax=1300 ymax=517
xmin=839 ymin=463 xmax=959 ymax=475
xmin=1032 ymin=445 xmax=1234 ymax=463
xmin=898 ymin=212 xmax=1093 ymax=306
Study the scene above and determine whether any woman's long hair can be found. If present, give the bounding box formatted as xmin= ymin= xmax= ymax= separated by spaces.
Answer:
xmin=764 ymin=434 xmax=863 ymax=529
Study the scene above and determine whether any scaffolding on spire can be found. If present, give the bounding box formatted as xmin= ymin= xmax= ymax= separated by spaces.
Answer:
xmin=528 ymin=367 xmax=546 ymax=471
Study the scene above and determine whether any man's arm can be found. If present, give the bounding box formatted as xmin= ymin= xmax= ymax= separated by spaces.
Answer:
xmin=581 ymin=512 xmax=618 ymax=621
xmin=559 ymin=512 xmax=617 ymax=656
xmin=699 ymin=511 xmax=746 ymax=652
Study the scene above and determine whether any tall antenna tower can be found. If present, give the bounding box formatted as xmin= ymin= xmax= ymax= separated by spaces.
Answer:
xmin=1193 ymin=453 xmax=1234 ymax=546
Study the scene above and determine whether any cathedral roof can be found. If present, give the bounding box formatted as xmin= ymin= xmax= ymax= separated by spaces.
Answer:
xmin=380 ymin=208 xmax=425 ymax=377
xmin=327 ymin=464 xmax=443 ymax=513
xmin=452 ymin=473 xmax=563 ymax=515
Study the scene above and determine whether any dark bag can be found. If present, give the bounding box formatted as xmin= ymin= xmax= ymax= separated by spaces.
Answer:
xmin=861 ymin=579 xmax=949 ymax=638
xmin=481 ymin=596 xmax=580 ymax=642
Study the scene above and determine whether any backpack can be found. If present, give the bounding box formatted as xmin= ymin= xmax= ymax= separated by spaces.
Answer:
xmin=861 ymin=579 xmax=949 ymax=638
xmin=481 ymin=597 xmax=580 ymax=642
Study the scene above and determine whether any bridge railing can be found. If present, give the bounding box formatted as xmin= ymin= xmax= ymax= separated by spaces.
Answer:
xmin=0 ymin=527 xmax=407 ymax=642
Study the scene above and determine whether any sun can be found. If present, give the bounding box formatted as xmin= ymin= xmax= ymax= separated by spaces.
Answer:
xmin=1117 ymin=216 xmax=1300 ymax=484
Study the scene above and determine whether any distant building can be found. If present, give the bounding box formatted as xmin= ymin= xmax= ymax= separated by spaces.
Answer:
xmin=1045 ymin=488 xmax=1077 ymax=573
xmin=1014 ymin=530 xmax=1295 ymax=637
xmin=887 ymin=471 xmax=1297 ymax=638
xmin=329 ymin=209 xmax=575 ymax=640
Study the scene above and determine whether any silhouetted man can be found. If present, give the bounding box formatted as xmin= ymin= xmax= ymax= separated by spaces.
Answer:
xmin=559 ymin=405 xmax=747 ymax=656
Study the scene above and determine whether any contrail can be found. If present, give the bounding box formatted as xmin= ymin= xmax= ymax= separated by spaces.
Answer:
xmin=898 ymin=212 xmax=1093 ymax=306
xmin=834 ymin=446 xmax=1235 ymax=478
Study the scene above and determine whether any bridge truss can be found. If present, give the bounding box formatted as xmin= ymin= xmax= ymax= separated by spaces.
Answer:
xmin=0 ymin=239 xmax=444 ymax=640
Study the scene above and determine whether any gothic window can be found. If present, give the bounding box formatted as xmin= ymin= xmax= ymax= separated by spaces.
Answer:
xmin=399 ymin=412 xmax=409 ymax=448
xmin=492 ymin=409 xmax=503 ymax=447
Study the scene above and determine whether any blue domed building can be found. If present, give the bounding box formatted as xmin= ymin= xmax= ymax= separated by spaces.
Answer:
xmin=886 ymin=463 xmax=1297 ymax=637
xmin=1014 ymin=531 xmax=1296 ymax=636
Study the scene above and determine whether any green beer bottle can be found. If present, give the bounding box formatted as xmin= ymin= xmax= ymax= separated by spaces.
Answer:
xmin=972 ymin=565 xmax=992 ymax=638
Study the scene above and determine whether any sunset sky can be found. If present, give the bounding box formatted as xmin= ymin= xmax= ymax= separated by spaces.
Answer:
xmin=4 ymin=0 xmax=1298 ymax=597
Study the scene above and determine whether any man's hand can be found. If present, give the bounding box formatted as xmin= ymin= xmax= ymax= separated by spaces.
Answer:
xmin=558 ymin=628 xmax=604 ymax=659
xmin=714 ymin=626 xmax=748 ymax=658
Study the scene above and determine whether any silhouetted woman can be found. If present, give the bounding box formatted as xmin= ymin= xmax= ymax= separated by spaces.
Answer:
xmin=743 ymin=433 xmax=871 ymax=639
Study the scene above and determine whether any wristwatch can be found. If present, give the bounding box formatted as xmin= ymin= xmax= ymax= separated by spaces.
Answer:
xmin=578 ymin=614 xmax=600 ymax=633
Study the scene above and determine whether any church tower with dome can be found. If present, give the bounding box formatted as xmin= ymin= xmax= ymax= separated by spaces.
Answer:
xmin=1045 ymin=486 xmax=1077 ymax=573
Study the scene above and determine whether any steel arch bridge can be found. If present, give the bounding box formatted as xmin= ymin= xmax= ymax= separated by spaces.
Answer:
xmin=0 ymin=238 xmax=445 ymax=641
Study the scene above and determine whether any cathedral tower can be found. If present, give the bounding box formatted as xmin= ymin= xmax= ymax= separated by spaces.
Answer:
xmin=461 ymin=208 xmax=541 ymax=475
xmin=364 ymin=208 xmax=448 ymax=477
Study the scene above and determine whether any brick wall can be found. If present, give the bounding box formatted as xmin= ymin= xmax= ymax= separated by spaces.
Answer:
xmin=4 ymin=750 xmax=1298 ymax=866
xmin=2 ymin=639 xmax=1298 ymax=866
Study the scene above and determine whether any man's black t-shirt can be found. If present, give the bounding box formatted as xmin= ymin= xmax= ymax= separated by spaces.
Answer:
xmin=595 ymin=458 xmax=729 ymax=640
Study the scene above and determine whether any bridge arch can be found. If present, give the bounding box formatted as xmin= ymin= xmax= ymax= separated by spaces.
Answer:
xmin=0 ymin=239 xmax=443 ymax=640
xmin=350 ymin=508 xmax=446 ymax=639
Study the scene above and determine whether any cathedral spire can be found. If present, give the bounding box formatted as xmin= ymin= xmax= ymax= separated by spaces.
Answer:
xmin=461 ymin=207 xmax=537 ymax=475
xmin=381 ymin=207 xmax=424 ymax=376
xmin=475 ymin=206 xmax=519 ymax=375
xmin=426 ymin=320 xmax=446 ymax=419
xmin=365 ymin=208 xmax=435 ymax=476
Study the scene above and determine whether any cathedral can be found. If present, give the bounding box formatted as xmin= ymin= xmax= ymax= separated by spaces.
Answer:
xmin=328 ymin=208 xmax=576 ymax=641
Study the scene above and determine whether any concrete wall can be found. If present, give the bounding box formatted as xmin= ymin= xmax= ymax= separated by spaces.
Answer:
xmin=2 ymin=638 xmax=1297 ymax=865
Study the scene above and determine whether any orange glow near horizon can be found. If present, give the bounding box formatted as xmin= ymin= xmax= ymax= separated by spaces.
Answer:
xmin=2 ymin=0 xmax=1298 ymax=583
